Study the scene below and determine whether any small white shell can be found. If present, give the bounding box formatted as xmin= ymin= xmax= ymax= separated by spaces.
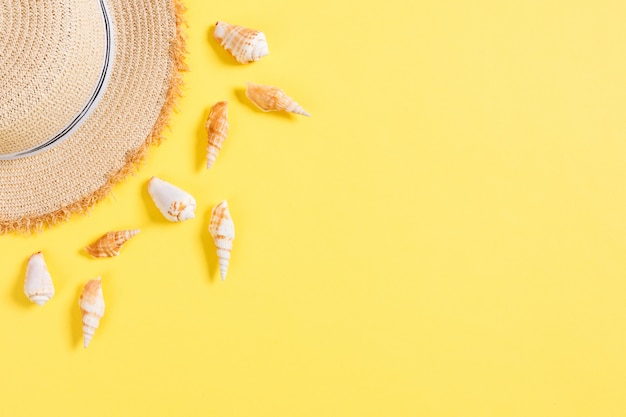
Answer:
xmin=148 ymin=177 xmax=196 ymax=222
xmin=79 ymin=277 xmax=105 ymax=349
xmin=245 ymin=82 xmax=310 ymax=116
xmin=85 ymin=229 xmax=140 ymax=258
xmin=209 ymin=200 xmax=235 ymax=280
xmin=24 ymin=252 xmax=55 ymax=306
xmin=213 ymin=21 xmax=269 ymax=64
xmin=206 ymin=101 xmax=229 ymax=169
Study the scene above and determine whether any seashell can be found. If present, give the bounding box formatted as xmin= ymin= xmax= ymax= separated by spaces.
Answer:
xmin=205 ymin=101 xmax=229 ymax=169
xmin=85 ymin=229 xmax=140 ymax=258
xmin=245 ymin=82 xmax=310 ymax=116
xmin=24 ymin=252 xmax=55 ymax=306
xmin=213 ymin=21 xmax=269 ymax=64
xmin=208 ymin=200 xmax=235 ymax=280
xmin=79 ymin=277 xmax=105 ymax=348
xmin=148 ymin=177 xmax=196 ymax=222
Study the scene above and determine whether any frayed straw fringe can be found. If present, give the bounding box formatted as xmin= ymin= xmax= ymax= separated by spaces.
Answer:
xmin=0 ymin=0 xmax=188 ymax=235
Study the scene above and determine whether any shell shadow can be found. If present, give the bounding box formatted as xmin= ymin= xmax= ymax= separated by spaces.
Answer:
xmin=234 ymin=87 xmax=294 ymax=121
xmin=70 ymin=283 xmax=84 ymax=349
xmin=78 ymin=236 xmax=95 ymax=259
xmin=141 ymin=178 xmax=170 ymax=223
xmin=201 ymin=207 xmax=218 ymax=283
xmin=207 ymin=24 xmax=240 ymax=67
xmin=12 ymin=256 xmax=31 ymax=308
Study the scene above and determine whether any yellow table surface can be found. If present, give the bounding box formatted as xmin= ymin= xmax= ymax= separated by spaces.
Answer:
xmin=2 ymin=0 xmax=626 ymax=415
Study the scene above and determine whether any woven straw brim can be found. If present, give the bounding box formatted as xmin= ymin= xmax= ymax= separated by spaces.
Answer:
xmin=0 ymin=0 xmax=187 ymax=233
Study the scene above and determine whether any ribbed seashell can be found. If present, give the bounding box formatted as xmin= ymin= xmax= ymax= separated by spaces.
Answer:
xmin=213 ymin=21 xmax=269 ymax=64
xmin=85 ymin=229 xmax=140 ymax=258
xmin=208 ymin=200 xmax=235 ymax=280
xmin=79 ymin=277 xmax=105 ymax=348
xmin=205 ymin=101 xmax=229 ymax=169
xmin=148 ymin=177 xmax=196 ymax=222
xmin=24 ymin=252 xmax=55 ymax=306
xmin=245 ymin=82 xmax=310 ymax=116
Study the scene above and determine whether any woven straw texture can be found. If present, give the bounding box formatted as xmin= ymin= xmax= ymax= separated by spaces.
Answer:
xmin=0 ymin=0 xmax=106 ymax=154
xmin=0 ymin=0 xmax=187 ymax=233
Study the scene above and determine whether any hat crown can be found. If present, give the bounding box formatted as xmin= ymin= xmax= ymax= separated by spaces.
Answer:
xmin=0 ymin=0 xmax=111 ymax=158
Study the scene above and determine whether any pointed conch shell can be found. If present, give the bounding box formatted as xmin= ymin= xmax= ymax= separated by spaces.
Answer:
xmin=24 ymin=252 xmax=55 ymax=306
xmin=148 ymin=177 xmax=196 ymax=222
xmin=209 ymin=200 xmax=235 ymax=280
xmin=213 ymin=21 xmax=269 ymax=64
xmin=245 ymin=82 xmax=310 ymax=116
xmin=79 ymin=277 xmax=105 ymax=348
xmin=85 ymin=229 xmax=140 ymax=258
xmin=205 ymin=101 xmax=229 ymax=169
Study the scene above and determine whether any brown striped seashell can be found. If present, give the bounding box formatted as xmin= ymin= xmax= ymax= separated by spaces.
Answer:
xmin=24 ymin=251 xmax=55 ymax=306
xmin=245 ymin=82 xmax=310 ymax=116
xmin=205 ymin=101 xmax=229 ymax=169
xmin=213 ymin=21 xmax=269 ymax=64
xmin=85 ymin=229 xmax=140 ymax=258
xmin=208 ymin=200 xmax=235 ymax=280
xmin=79 ymin=277 xmax=105 ymax=348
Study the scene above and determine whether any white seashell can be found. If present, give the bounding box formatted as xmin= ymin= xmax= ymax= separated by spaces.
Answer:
xmin=245 ymin=82 xmax=310 ymax=116
xmin=85 ymin=229 xmax=140 ymax=258
xmin=213 ymin=21 xmax=269 ymax=64
xmin=208 ymin=200 xmax=235 ymax=280
xmin=79 ymin=277 xmax=105 ymax=348
xmin=24 ymin=252 xmax=55 ymax=306
xmin=148 ymin=177 xmax=196 ymax=222
xmin=205 ymin=101 xmax=229 ymax=169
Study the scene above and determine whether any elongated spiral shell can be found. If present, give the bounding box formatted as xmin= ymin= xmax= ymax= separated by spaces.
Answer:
xmin=205 ymin=101 xmax=229 ymax=169
xmin=79 ymin=277 xmax=105 ymax=348
xmin=245 ymin=82 xmax=310 ymax=116
xmin=85 ymin=229 xmax=140 ymax=258
xmin=213 ymin=21 xmax=269 ymax=64
xmin=148 ymin=177 xmax=196 ymax=222
xmin=208 ymin=200 xmax=235 ymax=280
xmin=24 ymin=252 xmax=55 ymax=306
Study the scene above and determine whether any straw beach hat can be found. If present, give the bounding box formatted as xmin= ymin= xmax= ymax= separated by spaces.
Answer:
xmin=0 ymin=0 xmax=187 ymax=233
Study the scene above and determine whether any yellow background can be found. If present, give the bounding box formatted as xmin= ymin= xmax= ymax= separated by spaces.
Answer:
xmin=1 ymin=0 xmax=626 ymax=415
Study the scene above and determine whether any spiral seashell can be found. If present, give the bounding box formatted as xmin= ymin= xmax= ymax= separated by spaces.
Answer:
xmin=208 ymin=200 xmax=235 ymax=280
xmin=24 ymin=252 xmax=55 ymax=306
xmin=148 ymin=177 xmax=196 ymax=222
xmin=79 ymin=277 xmax=105 ymax=348
xmin=205 ymin=101 xmax=229 ymax=169
xmin=85 ymin=229 xmax=140 ymax=258
xmin=213 ymin=21 xmax=269 ymax=64
xmin=245 ymin=82 xmax=310 ymax=116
